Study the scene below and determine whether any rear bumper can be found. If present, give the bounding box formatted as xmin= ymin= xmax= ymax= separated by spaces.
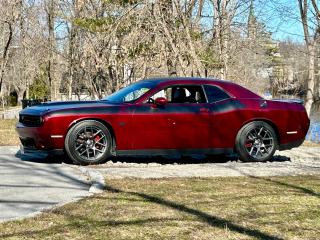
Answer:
xmin=279 ymin=139 xmax=305 ymax=151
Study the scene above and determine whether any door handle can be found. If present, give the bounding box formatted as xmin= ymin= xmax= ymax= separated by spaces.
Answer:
xmin=199 ymin=108 xmax=209 ymax=113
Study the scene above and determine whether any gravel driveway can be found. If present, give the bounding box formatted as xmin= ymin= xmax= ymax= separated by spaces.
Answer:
xmin=85 ymin=147 xmax=320 ymax=179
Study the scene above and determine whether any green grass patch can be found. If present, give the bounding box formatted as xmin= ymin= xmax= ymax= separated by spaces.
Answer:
xmin=0 ymin=119 xmax=19 ymax=146
xmin=0 ymin=175 xmax=319 ymax=239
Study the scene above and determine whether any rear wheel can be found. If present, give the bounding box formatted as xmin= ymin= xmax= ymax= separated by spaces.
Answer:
xmin=65 ymin=120 xmax=112 ymax=165
xmin=236 ymin=121 xmax=277 ymax=162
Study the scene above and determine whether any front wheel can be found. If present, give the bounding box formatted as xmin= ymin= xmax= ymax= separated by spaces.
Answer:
xmin=65 ymin=120 xmax=112 ymax=165
xmin=236 ymin=121 xmax=278 ymax=162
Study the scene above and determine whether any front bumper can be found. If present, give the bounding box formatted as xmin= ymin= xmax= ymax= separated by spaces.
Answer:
xmin=20 ymin=144 xmax=64 ymax=158
xmin=16 ymin=122 xmax=65 ymax=151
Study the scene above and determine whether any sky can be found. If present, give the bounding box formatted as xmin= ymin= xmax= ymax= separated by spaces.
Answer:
xmin=200 ymin=0 xmax=307 ymax=43
xmin=255 ymin=0 xmax=305 ymax=42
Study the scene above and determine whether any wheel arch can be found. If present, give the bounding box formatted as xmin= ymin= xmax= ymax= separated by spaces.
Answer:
xmin=237 ymin=118 xmax=280 ymax=147
xmin=66 ymin=118 xmax=117 ymax=148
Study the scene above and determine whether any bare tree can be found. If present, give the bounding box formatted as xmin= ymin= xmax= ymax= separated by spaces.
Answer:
xmin=0 ymin=0 xmax=312 ymax=112
xmin=298 ymin=0 xmax=320 ymax=116
xmin=0 ymin=0 xmax=21 ymax=101
xmin=44 ymin=0 xmax=57 ymax=100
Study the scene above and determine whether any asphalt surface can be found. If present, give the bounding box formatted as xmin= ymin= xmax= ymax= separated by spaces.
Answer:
xmin=0 ymin=146 xmax=90 ymax=222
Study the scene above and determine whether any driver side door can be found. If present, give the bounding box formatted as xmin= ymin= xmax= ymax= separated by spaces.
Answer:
xmin=130 ymin=87 xmax=176 ymax=150
xmin=130 ymin=84 xmax=211 ymax=151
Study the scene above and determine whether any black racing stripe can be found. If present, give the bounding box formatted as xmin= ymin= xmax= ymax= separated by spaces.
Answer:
xmin=48 ymin=106 xmax=123 ymax=116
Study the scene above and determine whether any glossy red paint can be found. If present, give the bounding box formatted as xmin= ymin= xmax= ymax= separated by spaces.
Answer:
xmin=16 ymin=78 xmax=310 ymax=156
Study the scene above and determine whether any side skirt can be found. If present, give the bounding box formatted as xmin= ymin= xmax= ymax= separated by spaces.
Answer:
xmin=116 ymin=148 xmax=234 ymax=157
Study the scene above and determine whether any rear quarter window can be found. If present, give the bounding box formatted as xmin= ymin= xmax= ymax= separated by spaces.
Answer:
xmin=204 ymin=85 xmax=230 ymax=103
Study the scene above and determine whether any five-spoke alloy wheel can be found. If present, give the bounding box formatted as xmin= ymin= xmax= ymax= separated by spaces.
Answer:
xmin=236 ymin=121 xmax=278 ymax=162
xmin=65 ymin=120 xmax=112 ymax=165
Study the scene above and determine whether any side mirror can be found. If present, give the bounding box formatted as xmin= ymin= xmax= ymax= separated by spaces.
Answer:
xmin=154 ymin=97 xmax=168 ymax=107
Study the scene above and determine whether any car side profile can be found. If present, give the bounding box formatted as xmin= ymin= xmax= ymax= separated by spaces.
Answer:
xmin=16 ymin=77 xmax=310 ymax=165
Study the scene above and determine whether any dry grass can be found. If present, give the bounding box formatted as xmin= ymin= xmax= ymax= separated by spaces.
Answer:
xmin=0 ymin=175 xmax=319 ymax=240
xmin=0 ymin=120 xmax=19 ymax=146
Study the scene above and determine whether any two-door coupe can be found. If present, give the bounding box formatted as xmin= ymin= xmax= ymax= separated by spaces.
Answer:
xmin=16 ymin=77 xmax=310 ymax=165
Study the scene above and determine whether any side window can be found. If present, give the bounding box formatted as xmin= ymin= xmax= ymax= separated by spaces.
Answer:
xmin=149 ymin=85 xmax=206 ymax=104
xmin=204 ymin=85 xmax=230 ymax=103
xmin=152 ymin=88 xmax=173 ymax=102
xmin=124 ymin=88 xmax=149 ymax=102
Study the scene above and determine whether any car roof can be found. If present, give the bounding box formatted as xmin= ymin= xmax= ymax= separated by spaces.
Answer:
xmin=138 ymin=77 xmax=262 ymax=99
xmin=140 ymin=77 xmax=228 ymax=84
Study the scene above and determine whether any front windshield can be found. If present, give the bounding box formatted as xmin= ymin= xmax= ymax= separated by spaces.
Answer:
xmin=102 ymin=81 xmax=158 ymax=103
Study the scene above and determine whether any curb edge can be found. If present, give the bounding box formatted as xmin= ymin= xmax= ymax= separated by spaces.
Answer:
xmin=79 ymin=167 xmax=105 ymax=194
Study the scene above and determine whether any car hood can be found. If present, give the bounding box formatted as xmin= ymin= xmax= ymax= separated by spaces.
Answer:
xmin=19 ymin=100 xmax=120 ymax=116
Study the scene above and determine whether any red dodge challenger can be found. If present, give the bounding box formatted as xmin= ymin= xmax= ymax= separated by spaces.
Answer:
xmin=16 ymin=78 xmax=310 ymax=165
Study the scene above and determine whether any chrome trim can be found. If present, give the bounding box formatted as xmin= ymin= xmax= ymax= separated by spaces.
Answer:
xmin=51 ymin=135 xmax=63 ymax=138
xmin=286 ymin=131 xmax=298 ymax=135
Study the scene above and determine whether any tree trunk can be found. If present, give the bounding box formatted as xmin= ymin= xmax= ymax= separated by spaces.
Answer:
xmin=0 ymin=22 xmax=13 ymax=96
xmin=16 ymin=89 xmax=25 ymax=106
xmin=68 ymin=25 xmax=75 ymax=100
xmin=305 ymin=43 xmax=315 ymax=116
xmin=298 ymin=0 xmax=317 ymax=116
xmin=182 ymin=14 xmax=204 ymax=77
xmin=47 ymin=0 xmax=55 ymax=101
xmin=213 ymin=0 xmax=227 ymax=79
xmin=156 ymin=2 xmax=187 ymax=76
xmin=68 ymin=0 xmax=81 ymax=100
xmin=67 ymin=27 xmax=74 ymax=100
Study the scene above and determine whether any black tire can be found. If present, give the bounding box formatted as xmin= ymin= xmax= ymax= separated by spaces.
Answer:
xmin=65 ymin=120 xmax=112 ymax=165
xmin=236 ymin=121 xmax=278 ymax=162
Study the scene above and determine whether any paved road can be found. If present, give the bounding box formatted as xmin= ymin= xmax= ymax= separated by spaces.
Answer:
xmin=0 ymin=147 xmax=90 ymax=222
xmin=87 ymin=147 xmax=320 ymax=179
